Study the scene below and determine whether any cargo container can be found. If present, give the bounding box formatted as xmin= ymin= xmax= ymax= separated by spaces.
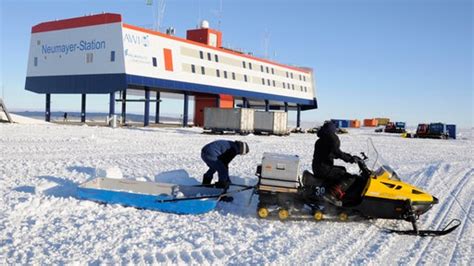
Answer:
xmin=446 ymin=124 xmax=456 ymax=139
xmin=350 ymin=120 xmax=361 ymax=128
xmin=376 ymin=118 xmax=390 ymax=126
xmin=254 ymin=111 xmax=288 ymax=135
xmin=364 ymin=119 xmax=378 ymax=127
xmin=331 ymin=119 xmax=350 ymax=128
xmin=204 ymin=108 xmax=254 ymax=134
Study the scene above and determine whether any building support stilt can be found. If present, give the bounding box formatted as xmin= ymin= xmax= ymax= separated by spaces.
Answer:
xmin=296 ymin=104 xmax=301 ymax=128
xmin=183 ymin=93 xmax=189 ymax=127
xmin=144 ymin=88 xmax=150 ymax=127
xmin=155 ymin=92 xmax=160 ymax=124
xmin=45 ymin=94 xmax=51 ymax=122
xmin=81 ymin=94 xmax=86 ymax=123
xmin=121 ymin=90 xmax=127 ymax=124
xmin=242 ymin=97 xmax=248 ymax=108
xmin=109 ymin=92 xmax=115 ymax=117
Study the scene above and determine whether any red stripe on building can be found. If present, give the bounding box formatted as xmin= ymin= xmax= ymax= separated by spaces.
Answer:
xmin=32 ymin=13 xmax=122 ymax=33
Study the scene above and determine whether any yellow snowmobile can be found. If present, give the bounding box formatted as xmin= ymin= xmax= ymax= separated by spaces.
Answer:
xmin=255 ymin=142 xmax=460 ymax=236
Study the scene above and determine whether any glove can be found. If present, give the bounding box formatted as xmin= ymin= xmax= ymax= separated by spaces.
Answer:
xmin=351 ymin=155 xmax=361 ymax=164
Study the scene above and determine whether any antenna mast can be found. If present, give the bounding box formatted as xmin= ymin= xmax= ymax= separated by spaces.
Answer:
xmin=263 ymin=29 xmax=271 ymax=59
xmin=147 ymin=0 xmax=166 ymax=31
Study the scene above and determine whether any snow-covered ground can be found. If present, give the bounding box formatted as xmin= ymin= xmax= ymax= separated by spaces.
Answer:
xmin=1 ymin=119 xmax=472 ymax=264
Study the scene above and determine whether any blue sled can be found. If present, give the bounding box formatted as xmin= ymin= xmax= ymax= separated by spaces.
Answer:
xmin=77 ymin=178 xmax=224 ymax=214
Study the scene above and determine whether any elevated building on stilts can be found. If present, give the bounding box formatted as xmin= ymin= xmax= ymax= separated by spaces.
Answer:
xmin=25 ymin=13 xmax=317 ymax=127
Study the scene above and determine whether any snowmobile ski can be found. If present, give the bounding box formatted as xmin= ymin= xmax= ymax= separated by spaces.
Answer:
xmin=386 ymin=219 xmax=461 ymax=237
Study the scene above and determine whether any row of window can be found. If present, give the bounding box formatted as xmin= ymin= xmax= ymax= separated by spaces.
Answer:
xmin=191 ymin=64 xmax=246 ymax=82
xmin=196 ymin=49 xmax=308 ymax=82
xmin=261 ymin=78 xmax=308 ymax=92
xmin=190 ymin=64 xmax=308 ymax=92
xmin=33 ymin=50 xmax=116 ymax=67
xmin=199 ymin=51 xmax=219 ymax=62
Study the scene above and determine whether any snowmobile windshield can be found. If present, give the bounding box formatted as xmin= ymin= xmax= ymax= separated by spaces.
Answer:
xmin=365 ymin=138 xmax=401 ymax=181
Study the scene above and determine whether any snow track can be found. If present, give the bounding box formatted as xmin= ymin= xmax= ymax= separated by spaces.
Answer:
xmin=1 ymin=123 xmax=472 ymax=264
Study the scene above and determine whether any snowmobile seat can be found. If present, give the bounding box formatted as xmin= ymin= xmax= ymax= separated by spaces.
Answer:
xmin=302 ymin=170 xmax=324 ymax=188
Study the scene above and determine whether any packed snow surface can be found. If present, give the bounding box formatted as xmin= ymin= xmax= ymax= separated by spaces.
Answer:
xmin=1 ymin=123 xmax=472 ymax=264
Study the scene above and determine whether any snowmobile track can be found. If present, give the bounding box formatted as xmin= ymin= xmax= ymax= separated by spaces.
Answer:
xmin=343 ymin=164 xmax=443 ymax=264
xmin=400 ymin=167 xmax=472 ymax=265
xmin=448 ymin=198 xmax=473 ymax=265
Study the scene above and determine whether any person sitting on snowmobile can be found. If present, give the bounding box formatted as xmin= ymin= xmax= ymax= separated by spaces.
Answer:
xmin=312 ymin=121 xmax=359 ymax=205
xmin=201 ymin=140 xmax=249 ymax=192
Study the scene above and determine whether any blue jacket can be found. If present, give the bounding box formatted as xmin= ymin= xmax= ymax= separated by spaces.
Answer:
xmin=201 ymin=140 xmax=241 ymax=163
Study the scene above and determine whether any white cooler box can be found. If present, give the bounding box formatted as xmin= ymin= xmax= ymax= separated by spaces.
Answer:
xmin=259 ymin=153 xmax=300 ymax=190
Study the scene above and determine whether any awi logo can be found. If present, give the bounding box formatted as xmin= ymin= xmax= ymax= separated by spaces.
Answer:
xmin=124 ymin=33 xmax=150 ymax=48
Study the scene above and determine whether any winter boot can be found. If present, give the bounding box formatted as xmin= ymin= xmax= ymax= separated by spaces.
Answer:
xmin=202 ymin=175 xmax=213 ymax=185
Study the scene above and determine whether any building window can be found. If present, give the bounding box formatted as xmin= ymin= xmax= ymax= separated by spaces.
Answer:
xmin=266 ymin=66 xmax=269 ymax=73
xmin=300 ymin=85 xmax=303 ymax=91
xmin=249 ymin=62 xmax=252 ymax=70
xmin=267 ymin=79 xmax=270 ymax=86
xmin=216 ymin=69 xmax=220 ymax=77
xmin=244 ymin=75 xmax=248 ymax=82
xmin=86 ymin=53 xmax=93 ymax=63
xmin=291 ymin=73 xmax=294 ymax=79
xmin=292 ymin=84 xmax=295 ymax=90
xmin=286 ymin=72 xmax=289 ymax=78
xmin=299 ymin=74 xmax=302 ymax=81
xmin=191 ymin=64 xmax=196 ymax=73
xmin=207 ymin=52 xmax=211 ymax=61
xmin=271 ymin=68 xmax=274 ymax=74
xmin=110 ymin=51 xmax=115 ymax=62
xmin=305 ymin=86 xmax=307 ymax=92
xmin=287 ymin=83 xmax=290 ymax=89
xmin=215 ymin=54 xmax=219 ymax=62
xmin=152 ymin=57 xmax=157 ymax=67
xmin=201 ymin=66 xmax=205 ymax=75
xmin=34 ymin=57 xmax=38 ymax=66
xmin=262 ymin=78 xmax=265 ymax=85
xmin=261 ymin=65 xmax=264 ymax=72
xmin=232 ymin=72 xmax=236 ymax=80
xmin=272 ymin=80 xmax=276 ymax=87
xmin=283 ymin=82 xmax=285 ymax=89
xmin=224 ymin=71 xmax=228 ymax=79
xmin=303 ymin=76 xmax=306 ymax=82
xmin=199 ymin=51 xmax=204 ymax=59
xmin=242 ymin=61 xmax=246 ymax=68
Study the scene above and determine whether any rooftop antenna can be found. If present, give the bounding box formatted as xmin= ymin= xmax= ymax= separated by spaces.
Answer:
xmin=211 ymin=0 xmax=223 ymax=30
xmin=263 ymin=29 xmax=271 ymax=59
xmin=197 ymin=0 xmax=202 ymax=28
xmin=146 ymin=0 xmax=166 ymax=31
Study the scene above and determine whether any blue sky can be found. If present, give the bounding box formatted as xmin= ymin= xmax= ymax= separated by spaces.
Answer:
xmin=1 ymin=0 xmax=472 ymax=126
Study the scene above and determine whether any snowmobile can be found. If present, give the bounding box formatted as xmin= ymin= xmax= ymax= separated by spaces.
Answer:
xmin=254 ymin=141 xmax=460 ymax=236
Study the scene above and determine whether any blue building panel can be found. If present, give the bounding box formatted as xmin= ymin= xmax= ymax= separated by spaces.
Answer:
xmin=25 ymin=73 xmax=318 ymax=109
xmin=25 ymin=74 xmax=127 ymax=94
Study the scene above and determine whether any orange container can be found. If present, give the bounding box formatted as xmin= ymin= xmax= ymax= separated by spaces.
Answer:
xmin=376 ymin=118 xmax=390 ymax=126
xmin=363 ymin=119 xmax=378 ymax=127
xmin=350 ymin=120 xmax=361 ymax=128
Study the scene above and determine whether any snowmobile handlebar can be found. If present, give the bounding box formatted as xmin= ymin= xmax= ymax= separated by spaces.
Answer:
xmin=353 ymin=154 xmax=372 ymax=178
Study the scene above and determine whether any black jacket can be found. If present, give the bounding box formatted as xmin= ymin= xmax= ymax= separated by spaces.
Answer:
xmin=312 ymin=123 xmax=353 ymax=177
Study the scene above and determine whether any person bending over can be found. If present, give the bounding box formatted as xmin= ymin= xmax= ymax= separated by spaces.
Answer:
xmin=201 ymin=140 xmax=249 ymax=191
